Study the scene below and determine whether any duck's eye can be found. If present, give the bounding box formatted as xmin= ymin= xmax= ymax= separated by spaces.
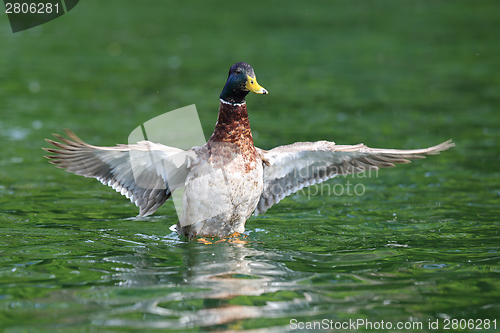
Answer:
xmin=250 ymin=80 xmax=254 ymax=84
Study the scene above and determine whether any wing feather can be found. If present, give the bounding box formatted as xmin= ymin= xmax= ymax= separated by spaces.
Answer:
xmin=44 ymin=129 xmax=195 ymax=217
xmin=255 ymin=139 xmax=454 ymax=215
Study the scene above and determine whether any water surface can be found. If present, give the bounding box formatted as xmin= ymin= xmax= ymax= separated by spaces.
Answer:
xmin=1 ymin=1 xmax=499 ymax=331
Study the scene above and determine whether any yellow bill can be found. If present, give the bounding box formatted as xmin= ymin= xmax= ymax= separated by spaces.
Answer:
xmin=246 ymin=75 xmax=268 ymax=94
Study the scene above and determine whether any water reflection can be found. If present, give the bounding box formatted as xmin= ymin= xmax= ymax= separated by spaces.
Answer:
xmin=97 ymin=239 xmax=303 ymax=329
xmin=88 ymin=235 xmax=393 ymax=330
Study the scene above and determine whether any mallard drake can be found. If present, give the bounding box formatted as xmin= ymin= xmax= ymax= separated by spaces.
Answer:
xmin=44 ymin=62 xmax=454 ymax=238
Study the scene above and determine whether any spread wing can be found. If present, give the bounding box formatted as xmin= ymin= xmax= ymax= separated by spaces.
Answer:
xmin=255 ymin=139 xmax=454 ymax=215
xmin=44 ymin=129 xmax=196 ymax=217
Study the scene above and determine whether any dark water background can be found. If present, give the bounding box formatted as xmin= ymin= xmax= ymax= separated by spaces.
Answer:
xmin=1 ymin=1 xmax=499 ymax=331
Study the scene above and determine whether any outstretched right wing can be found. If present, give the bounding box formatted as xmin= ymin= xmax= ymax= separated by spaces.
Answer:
xmin=44 ymin=129 xmax=196 ymax=216
xmin=255 ymin=140 xmax=454 ymax=215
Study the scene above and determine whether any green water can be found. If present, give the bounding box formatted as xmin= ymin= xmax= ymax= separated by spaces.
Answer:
xmin=1 ymin=1 xmax=499 ymax=332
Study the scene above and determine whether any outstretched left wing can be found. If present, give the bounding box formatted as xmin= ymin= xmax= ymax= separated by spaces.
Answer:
xmin=255 ymin=139 xmax=454 ymax=215
xmin=44 ymin=130 xmax=196 ymax=216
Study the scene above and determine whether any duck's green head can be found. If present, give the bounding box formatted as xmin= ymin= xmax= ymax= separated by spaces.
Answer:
xmin=220 ymin=62 xmax=268 ymax=104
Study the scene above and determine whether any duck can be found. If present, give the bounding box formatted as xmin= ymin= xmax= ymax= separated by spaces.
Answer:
xmin=44 ymin=62 xmax=454 ymax=238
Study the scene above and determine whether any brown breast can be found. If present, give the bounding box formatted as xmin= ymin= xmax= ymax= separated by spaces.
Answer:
xmin=207 ymin=101 xmax=258 ymax=172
